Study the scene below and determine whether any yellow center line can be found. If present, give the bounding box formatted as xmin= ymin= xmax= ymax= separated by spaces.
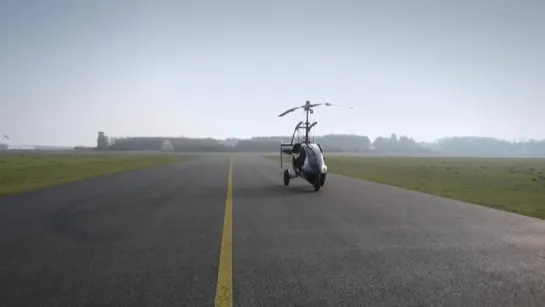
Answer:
xmin=215 ymin=156 xmax=233 ymax=307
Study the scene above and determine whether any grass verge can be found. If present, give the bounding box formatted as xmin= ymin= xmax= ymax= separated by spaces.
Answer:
xmin=264 ymin=155 xmax=545 ymax=219
xmin=0 ymin=153 xmax=194 ymax=196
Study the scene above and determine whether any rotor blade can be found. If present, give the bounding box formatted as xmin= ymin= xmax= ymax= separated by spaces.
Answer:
xmin=278 ymin=102 xmax=328 ymax=117
xmin=278 ymin=107 xmax=299 ymax=117
xmin=278 ymin=105 xmax=309 ymax=117
xmin=324 ymin=102 xmax=354 ymax=109
xmin=307 ymin=103 xmax=323 ymax=108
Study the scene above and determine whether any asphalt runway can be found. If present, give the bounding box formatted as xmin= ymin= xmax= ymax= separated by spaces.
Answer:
xmin=1 ymin=154 xmax=545 ymax=306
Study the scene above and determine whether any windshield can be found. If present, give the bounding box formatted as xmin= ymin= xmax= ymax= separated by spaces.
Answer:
xmin=305 ymin=145 xmax=323 ymax=164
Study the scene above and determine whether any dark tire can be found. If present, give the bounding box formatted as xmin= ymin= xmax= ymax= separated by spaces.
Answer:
xmin=320 ymin=174 xmax=326 ymax=186
xmin=313 ymin=176 xmax=321 ymax=192
xmin=283 ymin=169 xmax=290 ymax=186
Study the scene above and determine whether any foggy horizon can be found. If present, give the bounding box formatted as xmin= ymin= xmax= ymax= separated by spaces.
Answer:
xmin=4 ymin=132 xmax=545 ymax=148
xmin=1 ymin=0 xmax=543 ymax=146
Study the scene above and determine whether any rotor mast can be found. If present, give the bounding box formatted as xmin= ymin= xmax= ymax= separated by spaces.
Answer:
xmin=302 ymin=101 xmax=316 ymax=144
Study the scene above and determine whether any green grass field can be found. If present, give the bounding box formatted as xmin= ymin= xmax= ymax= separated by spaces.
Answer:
xmin=0 ymin=153 xmax=194 ymax=196
xmin=265 ymin=155 xmax=545 ymax=219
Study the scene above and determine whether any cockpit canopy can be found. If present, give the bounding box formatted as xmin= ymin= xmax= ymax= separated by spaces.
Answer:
xmin=302 ymin=143 xmax=324 ymax=165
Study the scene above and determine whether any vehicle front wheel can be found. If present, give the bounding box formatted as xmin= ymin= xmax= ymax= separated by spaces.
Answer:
xmin=313 ymin=176 xmax=321 ymax=192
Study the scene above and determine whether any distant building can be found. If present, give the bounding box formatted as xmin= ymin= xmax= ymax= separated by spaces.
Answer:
xmin=161 ymin=139 xmax=175 ymax=152
xmin=97 ymin=131 xmax=109 ymax=149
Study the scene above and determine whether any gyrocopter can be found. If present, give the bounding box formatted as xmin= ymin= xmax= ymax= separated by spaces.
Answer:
xmin=278 ymin=100 xmax=353 ymax=192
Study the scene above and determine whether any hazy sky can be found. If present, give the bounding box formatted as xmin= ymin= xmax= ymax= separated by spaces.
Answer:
xmin=1 ymin=0 xmax=544 ymax=146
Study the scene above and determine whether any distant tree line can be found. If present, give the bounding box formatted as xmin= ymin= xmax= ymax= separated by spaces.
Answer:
xmin=90 ymin=131 xmax=545 ymax=156
xmin=420 ymin=137 xmax=545 ymax=156
xmin=91 ymin=132 xmax=426 ymax=153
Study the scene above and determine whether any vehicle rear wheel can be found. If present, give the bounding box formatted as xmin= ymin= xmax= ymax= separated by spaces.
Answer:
xmin=320 ymin=173 xmax=326 ymax=186
xmin=283 ymin=169 xmax=290 ymax=186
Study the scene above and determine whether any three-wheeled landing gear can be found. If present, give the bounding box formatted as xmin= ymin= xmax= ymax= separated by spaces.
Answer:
xmin=313 ymin=174 xmax=324 ymax=192
xmin=283 ymin=169 xmax=326 ymax=192
xmin=313 ymin=180 xmax=321 ymax=192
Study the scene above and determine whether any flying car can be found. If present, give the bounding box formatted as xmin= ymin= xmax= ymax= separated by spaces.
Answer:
xmin=278 ymin=100 xmax=353 ymax=192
